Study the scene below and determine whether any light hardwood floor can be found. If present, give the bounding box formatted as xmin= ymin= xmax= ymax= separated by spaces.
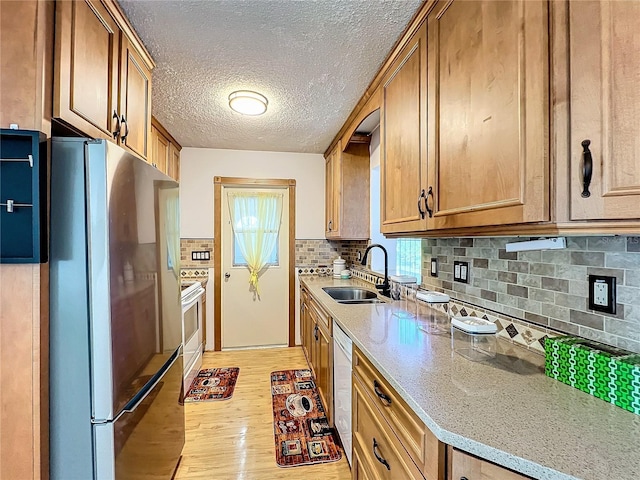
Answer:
xmin=175 ymin=347 xmax=352 ymax=479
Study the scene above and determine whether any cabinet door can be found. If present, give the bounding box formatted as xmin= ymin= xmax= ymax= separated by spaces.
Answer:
xmin=119 ymin=34 xmax=152 ymax=160
xmin=309 ymin=321 xmax=319 ymax=378
xmin=569 ymin=1 xmax=640 ymax=220
xmin=325 ymin=145 xmax=341 ymax=237
xmin=151 ymin=125 xmax=169 ymax=173
xmin=300 ymin=292 xmax=311 ymax=361
xmin=427 ymin=0 xmax=549 ymax=229
xmin=169 ymin=143 xmax=181 ymax=181
xmin=54 ymin=0 xmax=120 ymax=140
xmin=380 ymin=20 xmax=428 ymax=234
xmin=316 ymin=322 xmax=332 ymax=423
xmin=449 ymin=448 xmax=531 ymax=480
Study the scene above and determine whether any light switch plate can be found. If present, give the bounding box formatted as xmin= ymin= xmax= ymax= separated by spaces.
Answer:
xmin=588 ymin=275 xmax=616 ymax=314
xmin=192 ymin=250 xmax=210 ymax=261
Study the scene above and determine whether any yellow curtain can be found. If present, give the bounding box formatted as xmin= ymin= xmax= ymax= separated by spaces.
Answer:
xmin=227 ymin=191 xmax=283 ymax=295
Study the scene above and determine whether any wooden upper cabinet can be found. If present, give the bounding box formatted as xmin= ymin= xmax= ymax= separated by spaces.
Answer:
xmin=325 ymin=144 xmax=340 ymax=237
xmin=325 ymin=140 xmax=370 ymax=240
xmin=54 ymin=0 xmax=154 ymax=161
xmin=380 ymin=20 xmax=428 ymax=234
xmin=119 ymin=34 xmax=152 ymax=160
xmin=426 ymin=0 xmax=550 ymax=229
xmin=169 ymin=142 xmax=181 ymax=181
xmin=54 ymin=0 xmax=120 ymax=140
xmin=151 ymin=116 xmax=181 ymax=182
xmin=568 ymin=1 xmax=640 ymax=221
xmin=151 ymin=124 xmax=170 ymax=172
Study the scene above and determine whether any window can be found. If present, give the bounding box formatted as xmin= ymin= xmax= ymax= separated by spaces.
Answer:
xmin=396 ymin=238 xmax=422 ymax=283
xmin=233 ymin=231 xmax=279 ymax=266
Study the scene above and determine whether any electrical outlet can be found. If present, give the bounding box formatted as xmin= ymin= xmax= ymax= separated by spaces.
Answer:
xmin=430 ymin=257 xmax=438 ymax=277
xmin=453 ymin=261 xmax=469 ymax=283
xmin=588 ymin=275 xmax=616 ymax=314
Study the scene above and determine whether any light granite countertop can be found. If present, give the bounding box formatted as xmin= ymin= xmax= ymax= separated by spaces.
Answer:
xmin=300 ymin=276 xmax=640 ymax=480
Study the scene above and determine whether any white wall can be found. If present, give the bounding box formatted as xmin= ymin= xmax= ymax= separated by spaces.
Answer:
xmin=180 ymin=147 xmax=325 ymax=350
xmin=180 ymin=147 xmax=326 ymax=239
xmin=369 ymin=127 xmax=397 ymax=273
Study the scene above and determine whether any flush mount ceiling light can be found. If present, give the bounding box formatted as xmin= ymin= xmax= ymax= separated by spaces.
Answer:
xmin=228 ymin=90 xmax=268 ymax=116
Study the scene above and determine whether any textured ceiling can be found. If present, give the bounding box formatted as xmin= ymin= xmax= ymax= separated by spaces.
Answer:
xmin=119 ymin=0 xmax=423 ymax=153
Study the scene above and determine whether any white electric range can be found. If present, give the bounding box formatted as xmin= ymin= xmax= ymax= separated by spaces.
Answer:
xmin=181 ymin=281 xmax=205 ymax=393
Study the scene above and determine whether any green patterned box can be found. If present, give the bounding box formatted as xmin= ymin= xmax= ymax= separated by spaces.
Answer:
xmin=545 ymin=336 xmax=640 ymax=415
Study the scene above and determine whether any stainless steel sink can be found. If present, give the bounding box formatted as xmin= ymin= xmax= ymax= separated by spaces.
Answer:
xmin=322 ymin=287 xmax=379 ymax=302
xmin=336 ymin=299 xmax=386 ymax=305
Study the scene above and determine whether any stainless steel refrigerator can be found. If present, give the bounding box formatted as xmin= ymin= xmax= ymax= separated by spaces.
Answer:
xmin=49 ymin=138 xmax=185 ymax=479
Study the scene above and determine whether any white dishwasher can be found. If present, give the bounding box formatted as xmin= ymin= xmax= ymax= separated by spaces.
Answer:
xmin=332 ymin=322 xmax=353 ymax=466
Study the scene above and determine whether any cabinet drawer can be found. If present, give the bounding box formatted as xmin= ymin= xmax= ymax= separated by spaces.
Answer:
xmin=354 ymin=346 xmax=443 ymax=479
xmin=308 ymin=295 xmax=331 ymax=332
xmin=353 ymin=376 xmax=425 ymax=480
xmin=449 ymin=447 xmax=532 ymax=480
xmin=352 ymin=444 xmax=375 ymax=480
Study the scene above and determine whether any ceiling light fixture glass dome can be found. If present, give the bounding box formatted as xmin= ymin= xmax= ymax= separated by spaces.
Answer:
xmin=228 ymin=90 xmax=268 ymax=116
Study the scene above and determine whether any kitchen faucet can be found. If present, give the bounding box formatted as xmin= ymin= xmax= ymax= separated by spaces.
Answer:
xmin=361 ymin=244 xmax=391 ymax=298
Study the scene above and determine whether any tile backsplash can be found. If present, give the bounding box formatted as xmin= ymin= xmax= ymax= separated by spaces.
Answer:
xmin=181 ymin=238 xmax=214 ymax=268
xmin=295 ymin=239 xmax=368 ymax=268
xmin=421 ymin=236 xmax=640 ymax=353
xmin=181 ymin=238 xmax=367 ymax=270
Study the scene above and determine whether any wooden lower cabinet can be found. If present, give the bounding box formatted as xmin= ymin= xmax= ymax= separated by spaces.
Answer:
xmin=201 ymin=285 xmax=207 ymax=351
xmin=300 ymin=288 xmax=311 ymax=360
xmin=315 ymin=318 xmax=332 ymax=420
xmin=353 ymin=375 xmax=426 ymax=479
xmin=309 ymin=301 xmax=333 ymax=425
xmin=300 ymin=287 xmax=334 ymax=425
xmin=352 ymin=443 xmax=376 ymax=480
xmin=354 ymin=346 xmax=444 ymax=479
xmin=448 ymin=447 xmax=532 ymax=480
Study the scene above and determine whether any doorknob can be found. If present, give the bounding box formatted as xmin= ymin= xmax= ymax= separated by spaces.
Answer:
xmin=224 ymin=272 xmax=231 ymax=279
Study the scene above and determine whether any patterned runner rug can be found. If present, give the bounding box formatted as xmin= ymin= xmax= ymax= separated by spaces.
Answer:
xmin=185 ymin=367 xmax=240 ymax=402
xmin=270 ymin=369 xmax=342 ymax=467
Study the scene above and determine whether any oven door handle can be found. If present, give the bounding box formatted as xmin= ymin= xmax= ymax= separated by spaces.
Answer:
xmin=182 ymin=288 xmax=205 ymax=309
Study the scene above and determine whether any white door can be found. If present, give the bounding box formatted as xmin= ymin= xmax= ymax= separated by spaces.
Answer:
xmin=221 ymin=187 xmax=289 ymax=348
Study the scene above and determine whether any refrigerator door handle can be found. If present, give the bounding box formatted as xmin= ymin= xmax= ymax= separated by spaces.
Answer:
xmin=111 ymin=347 xmax=181 ymax=422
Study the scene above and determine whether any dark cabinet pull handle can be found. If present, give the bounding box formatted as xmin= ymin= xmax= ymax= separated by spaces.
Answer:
xmin=417 ymin=189 xmax=426 ymax=219
xmin=372 ymin=438 xmax=390 ymax=470
xmin=112 ymin=111 xmax=120 ymax=139
xmin=120 ymin=115 xmax=129 ymax=142
xmin=327 ymin=220 xmax=332 ymax=232
xmin=581 ymin=139 xmax=593 ymax=198
xmin=425 ymin=186 xmax=434 ymax=218
xmin=314 ymin=325 xmax=318 ymax=341
xmin=460 ymin=477 xmax=469 ymax=480
xmin=373 ymin=380 xmax=392 ymax=406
